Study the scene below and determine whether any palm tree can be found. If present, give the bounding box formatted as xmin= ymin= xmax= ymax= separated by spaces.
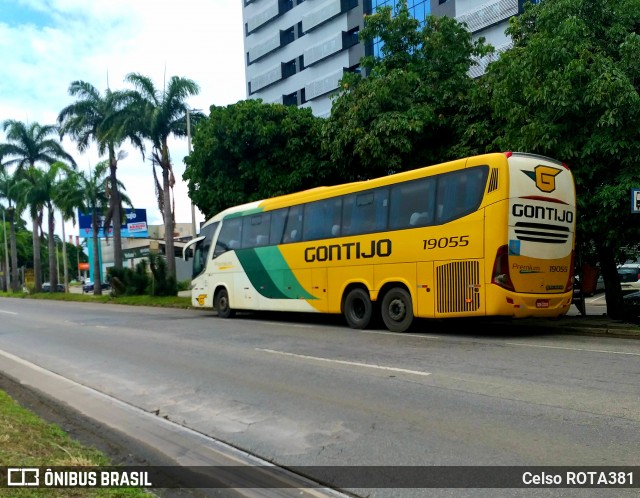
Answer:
xmin=125 ymin=73 xmax=200 ymax=279
xmin=0 ymin=166 xmax=24 ymax=292
xmin=28 ymin=162 xmax=78 ymax=292
xmin=54 ymin=169 xmax=86 ymax=292
xmin=58 ymin=81 xmax=144 ymax=271
xmin=20 ymin=165 xmax=64 ymax=291
xmin=0 ymin=120 xmax=75 ymax=292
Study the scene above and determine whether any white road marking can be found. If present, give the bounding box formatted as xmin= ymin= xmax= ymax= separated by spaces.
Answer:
xmin=359 ymin=329 xmax=440 ymax=339
xmin=0 ymin=310 xmax=17 ymax=315
xmin=589 ymin=294 xmax=607 ymax=303
xmin=95 ymin=325 xmax=108 ymax=329
xmin=505 ymin=342 xmax=640 ymax=356
xmin=257 ymin=348 xmax=431 ymax=376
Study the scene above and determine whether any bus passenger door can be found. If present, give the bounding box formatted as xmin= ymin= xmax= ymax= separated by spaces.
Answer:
xmin=416 ymin=262 xmax=435 ymax=318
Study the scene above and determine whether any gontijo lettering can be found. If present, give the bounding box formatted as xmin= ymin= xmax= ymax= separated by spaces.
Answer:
xmin=512 ymin=204 xmax=574 ymax=223
xmin=304 ymin=239 xmax=392 ymax=262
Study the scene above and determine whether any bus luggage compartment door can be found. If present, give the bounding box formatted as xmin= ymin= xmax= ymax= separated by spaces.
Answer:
xmin=416 ymin=262 xmax=435 ymax=318
xmin=434 ymin=259 xmax=485 ymax=317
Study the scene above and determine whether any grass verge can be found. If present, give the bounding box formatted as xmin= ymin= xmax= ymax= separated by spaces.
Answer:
xmin=0 ymin=389 xmax=150 ymax=497
xmin=0 ymin=292 xmax=191 ymax=309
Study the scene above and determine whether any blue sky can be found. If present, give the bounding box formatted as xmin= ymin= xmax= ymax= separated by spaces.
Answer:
xmin=0 ymin=0 xmax=246 ymax=228
xmin=0 ymin=0 xmax=53 ymax=28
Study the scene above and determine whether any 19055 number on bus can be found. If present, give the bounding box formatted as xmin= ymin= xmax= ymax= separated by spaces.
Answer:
xmin=423 ymin=236 xmax=470 ymax=250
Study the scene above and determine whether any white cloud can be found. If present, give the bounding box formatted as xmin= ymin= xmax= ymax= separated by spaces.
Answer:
xmin=0 ymin=0 xmax=247 ymax=235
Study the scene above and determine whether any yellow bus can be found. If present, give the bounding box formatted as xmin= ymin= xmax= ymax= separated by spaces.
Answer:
xmin=184 ymin=152 xmax=576 ymax=332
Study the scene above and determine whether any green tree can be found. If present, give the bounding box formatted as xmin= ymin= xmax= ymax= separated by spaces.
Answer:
xmin=183 ymin=99 xmax=329 ymax=217
xmin=19 ymin=164 xmax=69 ymax=291
xmin=0 ymin=121 xmax=75 ymax=292
xmin=54 ymin=166 xmax=87 ymax=291
xmin=487 ymin=0 xmax=640 ymax=318
xmin=58 ymin=81 xmax=144 ymax=271
xmin=322 ymin=0 xmax=492 ymax=180
xmin=125 ymin=73 xmax=201 ymax=280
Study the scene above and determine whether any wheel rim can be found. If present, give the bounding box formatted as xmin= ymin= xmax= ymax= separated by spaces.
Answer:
xmin=388 ymin=298 xmax=406 ymax=322
xmin=352 ymin=299 xmax=366 ymax=320
xmin=219 ymin=294 xmax=229 ymax=311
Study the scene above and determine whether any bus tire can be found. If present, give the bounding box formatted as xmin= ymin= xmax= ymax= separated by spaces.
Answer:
xmin=214 ymin=288 xmax=235 ymax=318
xmin=344 ymin=287 xmax=373 ymax=329
xmin=381 ymin=287 xmax=413 ymax=332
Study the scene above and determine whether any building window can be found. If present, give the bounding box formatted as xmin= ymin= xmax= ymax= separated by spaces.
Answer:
xmin=282 ymin=59 xmax=297 ymax=78
xmin=281 ymin=26 xmax=295 ymax=46
xmin=283 ymin=92 xmax=298 ymax=106
xmin=342 ymin=27 xmax=359 ymax=48
xmin=341 ymin=0 xmax=359 ymax=11
xmin=279 ymin=0 xmax=294 ymax=14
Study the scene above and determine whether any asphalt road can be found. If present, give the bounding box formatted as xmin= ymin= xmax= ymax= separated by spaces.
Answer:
xmin=0 ymin=298 xmax=639 ymax=497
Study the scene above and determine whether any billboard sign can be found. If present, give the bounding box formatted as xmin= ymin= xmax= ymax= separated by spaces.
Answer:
xmin=78 ymin=208 xmax=149 ymax=238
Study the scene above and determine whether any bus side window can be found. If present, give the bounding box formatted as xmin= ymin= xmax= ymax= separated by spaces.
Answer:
xmin=242 ymin=213 xmax=271 ymax=248
xmin=282 ymin=205 xmax=303 ymax=243
xmin=436 ymin=166 xmax=488 ymax=224
xmin=213 ymin=218 xmax=242 ymax=258
xmin=270 ymin=208 xmax=288 ymax=245
xmin=390 ymin=178 xmax=435 ymax=229
xmin=343 ymin=188 xmax=389 ymax=236
xmin=303 ymin=198 xmax=342 ymax=241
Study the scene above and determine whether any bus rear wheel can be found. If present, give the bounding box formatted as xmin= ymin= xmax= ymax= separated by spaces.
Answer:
xmin=214 ymin=288 xmax=235 ymax=318
xmin=381 ymin=287 xmax=413 ymax=332
xmin=344 ymin=288 xmax=373 ymax=329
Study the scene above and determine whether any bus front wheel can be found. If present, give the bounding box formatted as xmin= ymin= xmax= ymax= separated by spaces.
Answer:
xmin=344 ymin=287 xmax=373 ymax=329
xmin=214 ymin=288 xmax=235 ymax=318
xmin=381 ymin=287 xmax=413 ymax=332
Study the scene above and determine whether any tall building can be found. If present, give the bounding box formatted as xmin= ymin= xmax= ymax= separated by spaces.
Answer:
xmin=242 ymin=0 xmax=536 ymax=116
xmin=242 ymin=0 xmax=366 ymax=117
xmin=431 ymin=0 xmax=538 ymax=77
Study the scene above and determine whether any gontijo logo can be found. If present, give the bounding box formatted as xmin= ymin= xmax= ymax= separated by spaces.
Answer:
xmin=522 ymin=165 xmax=562 ymax=193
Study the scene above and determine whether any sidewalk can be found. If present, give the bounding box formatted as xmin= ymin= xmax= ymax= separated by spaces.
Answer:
xmin=530 ymin=294 xmax=640 ymax=338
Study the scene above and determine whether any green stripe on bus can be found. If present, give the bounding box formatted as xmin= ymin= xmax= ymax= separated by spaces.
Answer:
xmin=235 ymin=247 xmax=316 ymax=300
xmin=223 ymin=207 xmax=263 ymax=220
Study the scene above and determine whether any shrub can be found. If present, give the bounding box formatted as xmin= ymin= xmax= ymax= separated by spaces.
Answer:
xmin=107 ymin=260 xmax=151 ymax=297
xmin=148 ymin=254 xmax=177 ymax=296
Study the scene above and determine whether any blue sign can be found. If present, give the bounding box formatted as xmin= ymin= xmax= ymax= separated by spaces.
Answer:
xmin=79 ymin=208 xmax=148 ymax=238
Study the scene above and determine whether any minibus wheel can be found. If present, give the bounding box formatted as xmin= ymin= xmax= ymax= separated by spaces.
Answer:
xmin=343 ymin=287 xmax=373 ymax=329
xmin=214 ymin=288 xmax=235 ymax=318
xmin=381 ymin=287 xmax=413 ymax=332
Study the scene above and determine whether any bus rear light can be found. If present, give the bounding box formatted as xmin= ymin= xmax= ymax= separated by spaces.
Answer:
xmin=492 ymin=245 xmax=515 ymax=292
xmin=504 ymin=151 xmax=513 ymax=158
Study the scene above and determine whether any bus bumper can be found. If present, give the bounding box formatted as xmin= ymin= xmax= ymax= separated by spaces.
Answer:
xmin=486 ymin=287 xmax=573 ymax=318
